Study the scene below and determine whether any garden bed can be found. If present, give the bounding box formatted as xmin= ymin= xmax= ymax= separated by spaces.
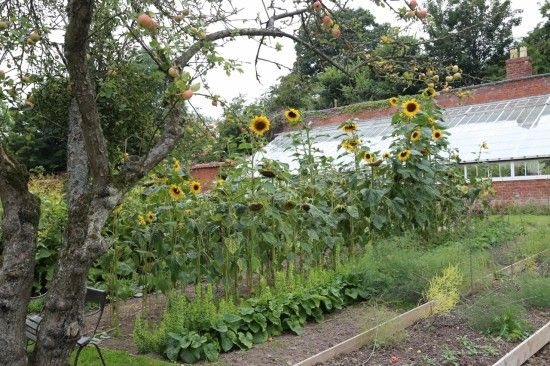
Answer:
xmin=322 ymin=307 xmax=548 ymax=366
xmin=318 ymin=256 xmax=550 ymax=366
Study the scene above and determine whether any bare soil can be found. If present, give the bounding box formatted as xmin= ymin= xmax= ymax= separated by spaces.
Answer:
xmin=524 ymin=343 xmax=550 ymax=366
xmin=321 ymin=306 xmax=548 ymax=366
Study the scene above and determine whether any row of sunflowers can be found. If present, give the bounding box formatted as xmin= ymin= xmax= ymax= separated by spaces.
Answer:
xmin=96 ymin=91 xmax=486 ymax=303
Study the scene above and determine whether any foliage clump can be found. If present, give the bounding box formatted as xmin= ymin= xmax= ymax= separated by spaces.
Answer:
xmin=426 ymin=265 xmax=463 ymax=313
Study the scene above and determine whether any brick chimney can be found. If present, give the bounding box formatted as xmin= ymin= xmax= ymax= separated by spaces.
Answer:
xmin=505 ymin=47 xmax=533 ymax=79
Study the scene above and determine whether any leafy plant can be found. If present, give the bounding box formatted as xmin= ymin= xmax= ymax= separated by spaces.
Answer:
xmin=517 ymin=272 xmax=550 ymax=309
xmin=461 ymin=292 xmax=532 ymax=341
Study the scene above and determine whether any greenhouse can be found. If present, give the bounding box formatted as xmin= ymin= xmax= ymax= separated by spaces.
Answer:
xmin=262 ymin=94 xmax=550 ymax=182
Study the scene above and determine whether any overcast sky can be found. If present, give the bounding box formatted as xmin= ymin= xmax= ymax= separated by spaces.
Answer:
xmin=192 ymin=0 xmax=546 ymax=118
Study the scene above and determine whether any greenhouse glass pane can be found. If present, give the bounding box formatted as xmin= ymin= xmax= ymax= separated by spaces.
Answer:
xmin=525 ymin=161 xmax=539 ymax=176
xmin=500 ymin=163 xmax=511 ymax=177
xmin=514 ymin=161 xmax=526 ymax=177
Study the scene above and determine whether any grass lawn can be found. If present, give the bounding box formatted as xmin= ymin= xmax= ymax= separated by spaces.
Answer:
xmin=70 ymin=347 xmax=175 ymax=366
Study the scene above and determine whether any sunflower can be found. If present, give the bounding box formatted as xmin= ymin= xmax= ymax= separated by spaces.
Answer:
xmin=410 ymin=130 xmax=422 ymax=142
xmin=432 ymin=129 xmax=443 ymax=141
xmin=402 ymin=99 xmax=420 ymax=118
xmin=341 ymin=137 xmax=361 ymax=152
xmin=214 ymin=178 xmax=226 ymax=187
xmin=284 ymin=108 xmax=301 ymax=124
xmin=146 ymin=211 xmax=156 ymax=224
xmin=481 ymin=141 xmax=489 ymax=150
xmin=169 ymin=184 xmax=184 ymax=200
xmin=427 ymin=117 xmax=435 ymax=125
xmin=173 ymin=159 xmax=181 ymax=172
xmin=184 ymin=209 xmax=193 ymax=216
xmin=398 ymin=149 xmax=411 ymax=161
xmin=189 ymin=180 xmax=202 ymax=194
xmin=422 ymin=87 xmax=436 ymax=98
xmin=340 ymin=120 xmax=358 ymax=134
xmin=363 ymin=151 xmax=375 ymax=163
xmin=138 ymin=214 xmax=146 ymax=226
xmin=389 ymin=97 xmax=398 ymax=107
xmin=382 ymin=151 xmax=390 ymax=159
xmin=250 ymin=115 xmax=270 ymax=136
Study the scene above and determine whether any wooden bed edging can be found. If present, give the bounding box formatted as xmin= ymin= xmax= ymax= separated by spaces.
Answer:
xmin=293 ymin=301 xmax=436 ymax=366
xmin=492 ymin=321 xmax=550 ymax=366
xmin=496 ymin=248 xmax=549 ymax=277
xmin=293 ymin=248 xmax=549 ymax=366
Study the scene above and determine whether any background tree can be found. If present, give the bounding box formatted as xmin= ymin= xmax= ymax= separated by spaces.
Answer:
xmin=522 ymin=1 xmax=550 ymax=74
xmin=425 ymin=0 xmax=521 ymax=84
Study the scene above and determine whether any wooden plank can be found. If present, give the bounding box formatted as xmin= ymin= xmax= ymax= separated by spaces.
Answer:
xmin=495 ymin=248 xmax=549 ymax=277
xmin=293 ymin=301 xmax=435 ymax=366
xmin=492 ymin=321 xmax=550 ymax=366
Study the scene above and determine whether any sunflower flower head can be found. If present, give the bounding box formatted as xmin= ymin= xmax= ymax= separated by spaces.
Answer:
xmin=383 ymin=151 xmax=390 ymax=159
xmin=138 ymin=214 xmax=146 ymax=226
xmin=184 ymin=209 xmax=193 ymax=216
xmin=169 ymin=184 xmax=184 ymax=200
xmin=189 ymin=180 xmax=202 ymax=194
xmin=422 ymin=87 xmax=436 ymax=98
xmin=173 ymin=159 xmax=181 ymax=172
xmin=481 ymin=141 xmax=489 ymax=150
xmin=411 ymin=130 xmax=422 ymax=142
xmin=398 ymin=149 xmax=411 ymax=162
xmin=340 ymin=120 xmax=358 ymax=134
xmin=427 ymin=117 xmax=435 ymax=125
xmin=402 ymin=99 xmax=420 ymax=118
xmin=363 ymin=151 xmax=375 ymax=163
xmin=284 ymin=108 xmax=301 ymax=124
xmin=389 ymin=97 xmax=398 ymax=107
xmin=432 ymin=129 xmax=443 ymax=141
xmin=250 ymin=115 xmax=270 ymax=136
xmin=146 ymin=211 xmax=156 ymax=224
xmin=341 ymin=137 xmax=361 ymax=152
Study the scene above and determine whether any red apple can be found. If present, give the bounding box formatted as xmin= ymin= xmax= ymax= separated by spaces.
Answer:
xmin=331 ymin=25 xmax=341 ymax=38
xmin=174 ymin=14 xmax=183 ymax=22
xmin=322 ymin=15 xmax=333 ymax=27
xmin=417 ymin=9 xmax=428 ymax=18
xmin=137 ymin=14 xmax=157 ymax=32
xmin=212 ymin=99 xmax=218 ymax=107
xmin=312 ymin=1 xmax=322 ymax=10
xmin=409 ymin=0 xmax=418 ymax=9
xmin=180 ymin=89 xmax=193 ymax=100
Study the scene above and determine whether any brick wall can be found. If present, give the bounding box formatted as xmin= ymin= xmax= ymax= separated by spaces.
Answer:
xmin=505 ymin=57 xmax=533 ymax=80
xmin=492 ymin=179 xmax=550 ymax=205
xmin=190 ymin=162 xmax=224 ymax=190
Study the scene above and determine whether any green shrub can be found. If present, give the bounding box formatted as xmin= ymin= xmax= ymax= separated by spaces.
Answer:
xmin=517 ymin=272 xmax=550 ymax=309
xmin=461 ymin=292 xmax=532 ymax=341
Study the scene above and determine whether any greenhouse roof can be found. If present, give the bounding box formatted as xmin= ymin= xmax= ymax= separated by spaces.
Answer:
xmin=261 ymin=94 xmax=550 ymax=167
